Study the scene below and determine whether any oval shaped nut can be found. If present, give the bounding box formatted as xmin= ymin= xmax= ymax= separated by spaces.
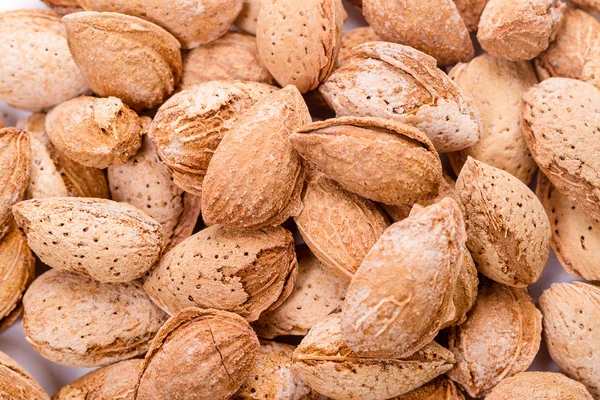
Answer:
xmin=53 ymin=359 xmax=142 ymax=400
xmin=291 ymin=116 xmax=443 ymax=206
xmin=0 ymin=10 xmax=89 ymax=112
xmin=292 ymin=314 xmax=456 ymax=400
xmin=256 ymin=0 xmax=346 ymax=93
xmin=539 ymin=282 xmax=600 ymax=398
xmin=522 ymin=78 xmax=600 ymax=221
xmin=336 ymin=27 xmax=380 ymax=68
xmin=453 ymin=0 xmax=489 ymax=31
xmin=202 ymin=86 xmax=311 ymax=229
xmin=363 ymin=0 xmax=473 ymax=66
xmin=13 ymin=198 xmax=163 ymax=283
xmin=396 ymin=376 xmax=465 ymax=400
xmin=319 ymin=42 xmax=481 ymax=153
xmin=144 ymin=225 xmax=297 ymax=322
xmin=46 ymin=96 xmax=143 ymax=169
xmin=149 ymin=80 xmax=276 ymax=195
xmin=253 ymin=245 xmax=349 ymax=339
xmin=135 ymin=308 xmax=259 ymax=400
xmin=477 ymin=0 xmax=564 ymax=61
xmin=449 ymin=54 xmax=538 ymax=184
xmin=455 ymin=157 xmax=551 ymax=286
xmin=342 ymin=198 xmax=465 ymax=358
xmin=447 ymin=279 xmax=542 ymax=398
xmin=63 ymin=12 xmax=182 ymax=111
xmin=23 ymin=270 xmax=168 ymax=367
xmin=235 ymin=0 xmax=261 ymax=35
xmin=486 ymin=371 xmax=594 ymax=400
xmin=41 ymin=0 xmax=83 ymax=15
xmin=0 ymin=351 xmax=49 ymax=400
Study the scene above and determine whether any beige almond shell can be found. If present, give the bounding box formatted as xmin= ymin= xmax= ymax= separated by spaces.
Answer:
xmin=41 ymin=0 xmax=83 ymax=15
xmin=252 ymin=245 xmax=349 ymax=339
xmin=148 ymin=80 xmax=277 ymax=195
xmin=256 ymin=0 xmax=346 ymax=93
xmin=0 ymin=351 xmax=50 ymax=400
xmin=336 ymin=26 xmax=380 ymax=68
xmin=291 ymin=116 xmax=443 ymax=206
xmin=294 ymin=172 xmax=389 ymax=279
xmin=569 ymin=0 xmax=600 ymax=13
xmin=0 ymin=10 xmax=89 ymax=112
xmin=449 ymin=54 xmax=538 ymax=184
xmin=319 ymin=42 xmax=481 ymax=153
xmin=22 ymin=270 xmax=168 ymax=367
xmin=63 ymin=12 xmax=182 ymax=111
xmin=486 ymin=371 xmax=594 ymax=400
xmin=52 ymin=359 xmax=142 ymax=400
xmin=202 ymin=86 xmax=311 ymax=229
xmin=455 ymin=157 xmax=551 ymax=286
xmin=539 ymin=282 xmax=600 ymax=398
xmin=477 ymin=0 xmax=565 ymax=61
xmin=522 ymin=77 xmax=600 ymax=221
xmin=444 ymin=246 xmax=479 ymax=328
xmin=235 ymin=0 xmax=262 ymax=35
xmin=292 ymin=313 xmax=456 ymax=400
xmin=135 ymin=307 xmax=260 ymax=400
xmin=144 ymin=224 xmax=297 ymax=322
xmin=341 ymin=198 xmax=465 ymax=358
xmin=447 ymin=279 xmax=542 ymax=398
xmin=180 ymin=32 xmax=274 ymax=89
xmin=452 ymin=0 xmax=489 ymax=31
xmin=13 ymin=197 xmax=163 ymax=283
xmin=363 ymin=0 xmax=473 ymax=66
xmin=395 ymin=376 xmax=465 ymax=400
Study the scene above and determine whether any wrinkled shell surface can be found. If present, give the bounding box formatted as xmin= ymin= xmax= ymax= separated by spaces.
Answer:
xmin=486 ymin=371 xmax=594 ymax=400
xmin=396 ymin=376 xmax=465 ymax=400
xmin=235 ymin=0 xmax=261 ymax=35
xmin=0 ymin=351 xmax=49 ymax=400
xmin=336 ymin=27 xmax=380 ymax=68
xmin=452 ymin=0 xmax=489 ymax=31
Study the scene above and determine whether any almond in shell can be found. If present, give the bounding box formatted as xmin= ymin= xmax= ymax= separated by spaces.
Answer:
xmin=41 ymin=0 xmax=83 ymax=15
xmin=0 ymin=351 xmax=49 ymax=400
xmin=486 ymin=371 xmax=594 ymax=400
xmin=235 ymin=0 xmax=261 ymax=35
xmin=336 ymin=26 xmax=380 ymax=68
xmin=396 ymin=376 xmax=465 ymax=400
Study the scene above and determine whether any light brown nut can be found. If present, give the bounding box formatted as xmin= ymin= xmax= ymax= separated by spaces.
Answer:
xmin=144 ymin=224 xmax=297 ymax=322
xmin=539 ymin=282 xmax=600 ymax=398
xmin=41 ymin=0 xmax=83 ymax=15
xmin=363 ymin=0 xmax=473 ymax=66
xmin=0 ymin=351 xmax=50 ymax=400
xmin=395 ymin=376 xmax=465 ymax=400
xmin=449 ymin=54 xmax=538 ymax=184
xmin=46 ymin=96 xmax=143 ymax=169
xmin=319 ymin=42 xmax=481 ymax=153
xmin=477 ymin=0 xmax=565 ymax=61
xmin=252 ymin=245 xmax=349 ymax=339
xmin=294 ymin=172 xmax=389 ymax=279
xmin=342 ymin=198 xmax=465 ymax=358
xmin=0 ymin=10 xmax=89 ymax=112
xmin=522 ymin=77 xmax=600 ymax=221
xmin=13 ymin=197 xmax=163 ymax=283
xmin=455 ymin=157 xmax=551 ymax=286
xmin=63 ymin=12 xmax=182 ymax=111
xmin=452 ymin=0 xmax=489 ymax=31
xmin=148 ymin=80 xmax=276 ymax=195
xmin=52 ymin=359 xmax=142 ymax=400
xmin=291 ymin=116 xmax=443 ymax=206
xmin=292 ymin=314 xmax=456 ymax=400
xmin=256 ymin=0 xmax=346 ymax=93
xmin=135 ymin=307 xmax=259 ymax=400
xmin=235 ymin=0 xmax=261 ymax=35
xmin=180 ymin=32 xmax=274 ymax=89
xmin=202 ymin=86 xmax=310 ymax=229
xmin=569 ymin=0 xmax=600 ymax=13
xmin=336 ymin=27 xmax=380 ymax=68
xmin=486 ymin=371 xmax=594 ymax=400
xmin=23 ymin=270 xmax=168 ymax=367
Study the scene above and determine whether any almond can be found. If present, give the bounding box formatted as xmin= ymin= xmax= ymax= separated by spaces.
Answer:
xmin=0 ymin=351 xmax=49 ymax=400
xmin=453 ymin=0 xmax=489 ymax=31
xmin=41 ymin=0 xmax=83 ymax=15
xmin=235 ymin=0 xmax=262 ymax=35
xmin=336 ymin=26 xmax=380 ymax=68
xmin=396 ymin=376 xmax=465 ymax=400
xmin=486 ymin=371 xmax=594 ymax=400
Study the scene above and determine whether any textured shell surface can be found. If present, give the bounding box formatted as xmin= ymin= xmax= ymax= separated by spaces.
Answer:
xmin=0 ymin=351 xmax=50 ymax=400
xmin=336 ymin=26 xmax=380 ymax=68
xmin=395 ymin=376 xmax=465 ymax=400
xmin=235 ymin=0 xmax=261 ymax=35
xmin=486 ymin=371 xmax=594 ymax=400
xmin=452 ymin=0 xmax=489 ymax=31
xmin=41 ymin=0 xmax=83 ymax=15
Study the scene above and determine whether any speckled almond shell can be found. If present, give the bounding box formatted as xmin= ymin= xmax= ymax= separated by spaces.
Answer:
xmin=135 ymin=308 xmax=260 ymax=400
xmin=63 ymin=12 xmax=182 ymax=111
xmin=202 ymin=86 xmax=311 ymax=229
xmin=336 ymin=27 xmax=380 ymax=68
xmin=319 ymin=42 xmax=481 ymax=153
xmin=0 ymin=351 xmax=50 ymax=400
xmin=235 ymin=0 xmax=262 ymax=35
xmin=486 ymin=371 xmax=594 ymax=400
xmin=252 ymin=245 xmax=349 ymax=339
xmin=52 ymin=359 xmax=142 ymax=400
xmin=363 ymin=0 xmax=473 ymax=66
xmin=539 ymin=282 xmax=600 ymax=398
xmin=292 ymin=314 xmax=456 ymax=400
xmin=455 ymin=157 xmax=551 ymax=286
xmin=144 ymin=224 xmax=297 ymax=322
xmin=148 ymin=80 xmax=277 ymax=195
xmin=22 ymin=270 xmax=168 ymax=367
xmin=0 ymin=10 xmax=89 ymax=112
xmin=13 ymin=197 xmax=163 ymax=283
xmin=395 ymin=376 xmax=465 ymax=400
xmin=447 ymin=279 xmax=542 ymax=398
xmin=452 ymin=0 xmax=489 ymax=31
xmin=256 ymin=0 xmax=346 ymax=93
xmin=477 ymin=0 xmax=565 ymax=61
xmin=291 ymin=116 xmax=443 ymax=206
xmin=341 ymin=198 xmax=465 ymax=358
xmin=41 ymin=0 xmax=83 ymax=15
xmin=522 ymin=78 xmax=600 ymax=221
xmin=449 ymin=54 xmax=538 ymax=184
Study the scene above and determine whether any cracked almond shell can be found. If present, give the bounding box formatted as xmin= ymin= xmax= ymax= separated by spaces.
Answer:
xmin=486 ymin=371 xmax=594 ymax=400
xmin=0 ymin=351 xmax=49 ymax=400
xmin=396 ymin=376 xmax=465 ymax=400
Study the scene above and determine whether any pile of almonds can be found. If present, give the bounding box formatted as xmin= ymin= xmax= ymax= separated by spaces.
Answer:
xmin=1 ymin=0 xmax=600 ymax=399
